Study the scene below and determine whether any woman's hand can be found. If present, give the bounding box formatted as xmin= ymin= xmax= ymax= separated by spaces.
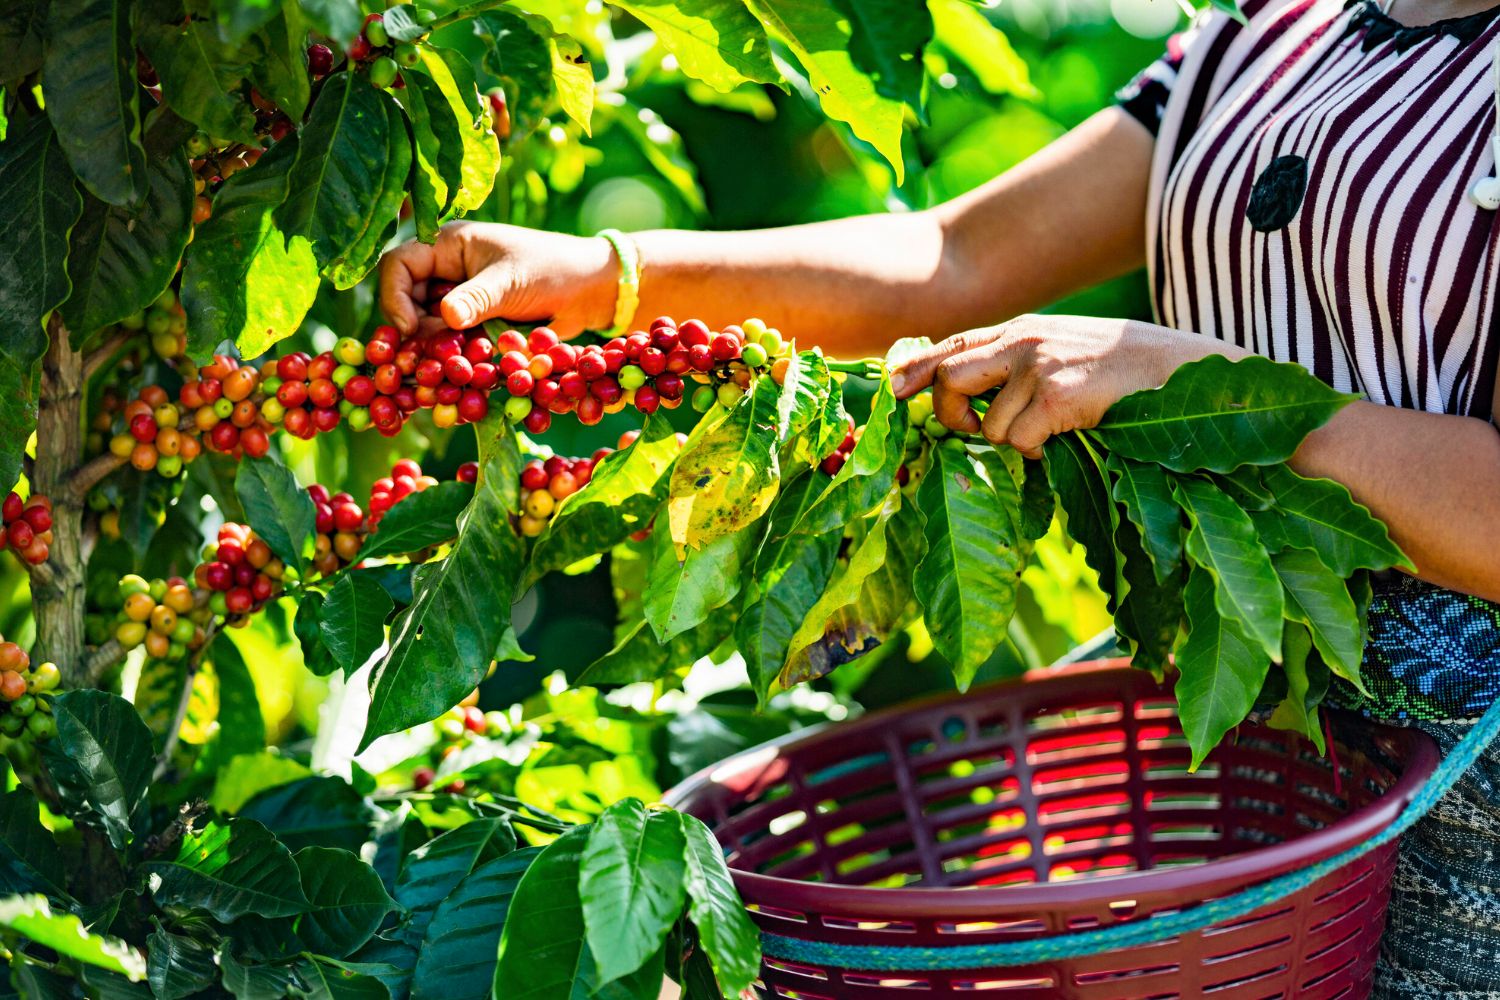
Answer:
xmin=891 ymin=315 xmax=1246 ymax=457
xmin=378 ymin=221 xmax=617 ymax=338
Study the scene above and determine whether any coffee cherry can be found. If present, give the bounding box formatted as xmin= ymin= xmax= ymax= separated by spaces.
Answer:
xmin=307 ymin=43 xmax=333 ymax=77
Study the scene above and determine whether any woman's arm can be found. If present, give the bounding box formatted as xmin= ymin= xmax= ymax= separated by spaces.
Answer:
xmin=893 ymin=316 xmax=1500 ymax=603
xmin=378 ymin=108 xmax=1155 ymax=357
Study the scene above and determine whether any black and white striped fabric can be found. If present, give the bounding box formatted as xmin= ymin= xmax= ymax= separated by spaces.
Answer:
xmin=1119 ymin=0 xmax=1500 ymax=419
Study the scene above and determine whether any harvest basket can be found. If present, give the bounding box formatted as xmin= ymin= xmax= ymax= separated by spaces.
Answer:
xmin=665 ymin=661 xmax=1440 ymax=999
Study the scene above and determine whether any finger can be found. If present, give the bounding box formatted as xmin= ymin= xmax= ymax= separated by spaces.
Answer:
xmin=1006 ymin=403 xmax=1055 ymax=458
xmin=979 ymin=374 xmax=1034 ymax=447
xmin=378 ymin=241 xmax=436 ymax=335
xmin=931 ymin=363 xmax=983 ymax=435
xmin=441 ymin=263 xmax=513 ymax=331
xmin=891 ymin=329 xmax=992 ymax=398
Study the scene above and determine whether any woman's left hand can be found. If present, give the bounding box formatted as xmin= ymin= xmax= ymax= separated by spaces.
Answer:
xmin=890 ymin=315 xmax=1245 ymax=457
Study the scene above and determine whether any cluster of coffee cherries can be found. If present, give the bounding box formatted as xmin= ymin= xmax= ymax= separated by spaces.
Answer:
xmin=308 ymin=458 xmax=476 ymax=575
xmin=518 ymin=451 xmax=610 ymax=538
xmin=349 ymin=12 xmax=435 ymax=91
xmin=332 ymin=324 xmax=496 ymax=434
xmin=493 ymin=316 xmax=789 ymax=433
xmin=194 ymin=524 xmax=286 ymax=622
xmin=1 ymin=493 xmax=52 ymax=566
xmin=116 ymin=288 xmax=191 ymax=369
xmin=113 ymin=575 xmax=211 ymax=661
xmin=0 ymin=638 xmax=58 ymax=759
xmin=413 ymin=692 xmax=505 ymax=794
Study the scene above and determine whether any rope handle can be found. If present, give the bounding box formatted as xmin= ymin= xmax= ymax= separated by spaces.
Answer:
xmin=762 ymin=696 xmax=1500 ymax=972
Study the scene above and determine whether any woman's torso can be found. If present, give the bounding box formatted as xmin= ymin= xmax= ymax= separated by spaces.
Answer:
xmin=1147 ymin=0 xmax=1500 ymax=418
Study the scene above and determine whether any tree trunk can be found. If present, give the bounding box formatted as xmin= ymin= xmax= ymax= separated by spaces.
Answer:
xmin=31 ymin=316 xmax=89 ymax=688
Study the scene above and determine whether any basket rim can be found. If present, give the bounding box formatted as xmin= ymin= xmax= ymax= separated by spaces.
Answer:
xmin=662 ymin=660 xmax=1442 ymax=920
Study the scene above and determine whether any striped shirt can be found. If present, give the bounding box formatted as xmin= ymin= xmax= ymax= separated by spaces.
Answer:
xmin=1118 ymin=0 xmax=1500 ymax=418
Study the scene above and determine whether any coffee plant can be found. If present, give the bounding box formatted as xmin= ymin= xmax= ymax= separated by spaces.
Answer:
xmin=0 ymin=0 xmax=1346 ymax=995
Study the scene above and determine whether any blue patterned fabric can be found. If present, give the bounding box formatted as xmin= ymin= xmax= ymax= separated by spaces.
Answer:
xmin=1330 ymin=577 xmax=1500 ymax=998
xmin=1332 ymin=576 xmax=1500 ymax=721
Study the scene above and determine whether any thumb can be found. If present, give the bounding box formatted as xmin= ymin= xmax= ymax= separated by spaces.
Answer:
xmin=441 ymin=264 xmax=513 ymax=330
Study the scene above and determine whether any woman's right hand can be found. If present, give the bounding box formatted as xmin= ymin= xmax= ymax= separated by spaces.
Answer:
xmin=378 ymin=221 xmax=618 ymax=338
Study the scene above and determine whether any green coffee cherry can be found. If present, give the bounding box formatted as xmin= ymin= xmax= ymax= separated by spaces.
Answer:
xmin=618 ymin=365 xmax=647 ymax=390
xmin=119 ymin=311 xmax=146 ymax=330
xmin=922 ymin=414 xmax=948 ymax=439
xmin=364 ymin=18 xmax=390 ymax=47
xmin=26 ymin=714 xmax=55 ymax=740
xmin=394 ymin=43 xmax=421 ymax=68
xmin=11 ymin=695 xmax=35 ymax=718
xmin=690 ymin=385 xmax=716 ymax=413
xmin=716 ymin=383 xmax=744 ymax=408
xmin=368 ymin=56 xmax=399 ymax=89
xmin=503 ymin=395 xmax=532 ymax=423
xmin=741 ymin=343 xmax=769 ymax=368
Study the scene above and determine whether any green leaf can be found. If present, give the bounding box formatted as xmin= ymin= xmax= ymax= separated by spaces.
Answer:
xmin=1106 ymin=453 xmax=1183 ymax=585
xmin=678 ymin=813 xmax=759 ymax=994
xmin=781 ymin=496 xmax=899 ymax=689
xmin=319 ymin=572 xmax=394 ymax=677
xmin=1211 ymin=0 xmax=1249 ymax=25
xmin=200 ymin=632 xmax=265 ymax=771
xmin=0 ymin=119 xmax=82 ymax=493
xmin=208 ymin=751 xmax=311 ymax=814
xmin=794 ymin=373 xmax=906 ymax=536
xmin=181 ymin=135 xmax=319 ymax=361
xmin=493 ymin=826 xmax=664 ymax=1000
xmin=409 ymin=848 xmax=540 ymax=1000
xmin=644 ymin=518 xmax=750 ymax=642
xmin=42 ymin=0 xmax=144 ymax=204
xmin=1267 ymin=623 xmax=1328 ymax=751
xmin=1017 ymin=456 xmax=1053 ymax=542
xmin=738 ymin=474 xmax=841 ymax=704
xmin=144 ymin=818 xmax=310 ymax=921
xmin=218 ymin=941 xmax=295 ymax=1000
xmin=1110 ymin=513 xmax=1183 ymax=673
xmin=914 ymin=445 xmax=1023 ymax=689
xmin=297 ymin=0 xmax=361 ymax=44
xmin=1044 ymin=434 xmax=1119 ymax=604
xmin=208 ymin=0 xmax=282 ymax=44
xmin=236 ymin=454 xmax=316 ymax=572
xmin=390 ymin=65 xmax=451 ymax=241
xmin=1091 ymin=355 xmax=1357 ymax=473
xmin=251 ymin=6 xmax=312 ymax=121
xmin=276 ymin=72 xmax=411 ymax=288
xmin=668 ymin=375 xmax=782 ymax=549
xmin=394 ymin=819 xmax=516 ymax=948
xmin=575 ymin=603 xmax=734 ymax=687
xmin=1271 ymin=548 xmax=1363 ymax=686
xmin=0 ymin=895 xmax=144 ymax=980
xmin=580 ymin=800 xmax=687 ymax=983
xmin=39 ymin=691 xmax=153 ymax=850
xmin=471 ymin=10 xmax=553 ymax=139
xmin=607 ymin=0 xmax=778 ymax=93
xmin=1252 ymin=464 xmax=1411 ymax=576
xmin=1173 ymin=474 xmax=1284 ymax=660
xmin=773 ymin=350 xmax=833 ymax=467
xmin=0 ymin=1 xmax=45 ymax=84
xmin=530 ymin=413 xmax=678 ymax=582
xmin=296 ymin=595 xmax=340 ymax=677
xmin=928 ymin=0 xmax=1034 ymax=98
xmin=1175 ymin=565 xmax=1269 ymax=769
xmin=843 ymin=0 xmax=933 ymax=110
xmin=293 ymin=957 xmax=392 ymax=1000
xmin=745 ymin=0 xmax=909 ymax=179
xmin=410 ymin=46 xmax=500 ymax=215
xmin=294 ymin=847 xmax=396 ymax=958
xmin=362 ymin=418 xmax=525 ymax=748
xmin=147 ymin=927 xmax=217 ymax=1000
xmin=61 ymin=150 xmax=192 ymax=337
xmin=135 ymin=2 xmax=259 ymax=144
xmin=237 ymin=776 xmax=376 ymax=853
xmin=0 ymin=790 xmax=67 ymax=899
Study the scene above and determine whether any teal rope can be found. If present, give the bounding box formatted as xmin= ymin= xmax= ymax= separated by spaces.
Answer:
xmin=762 ymin=697 xmax=1500 ymax=971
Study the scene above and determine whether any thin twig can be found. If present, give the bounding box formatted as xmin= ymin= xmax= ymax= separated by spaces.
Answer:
xmin=84 ymin=638 xmax=126 ymax=686
xmin=153 ymin=623 xmax=219 ymax=780
xmin=67 ymin=453 xmax=127 ymax=502
xmin=81 ymin=328 xmax=135 ymax=381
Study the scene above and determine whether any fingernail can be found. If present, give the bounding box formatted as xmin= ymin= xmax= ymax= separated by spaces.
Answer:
xmin=891 ymin=371 xmax=907 ymax=395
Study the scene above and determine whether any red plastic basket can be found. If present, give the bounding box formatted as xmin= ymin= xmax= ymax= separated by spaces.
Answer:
xmin=665 ymin=661 xmax=1440 ymax=1000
